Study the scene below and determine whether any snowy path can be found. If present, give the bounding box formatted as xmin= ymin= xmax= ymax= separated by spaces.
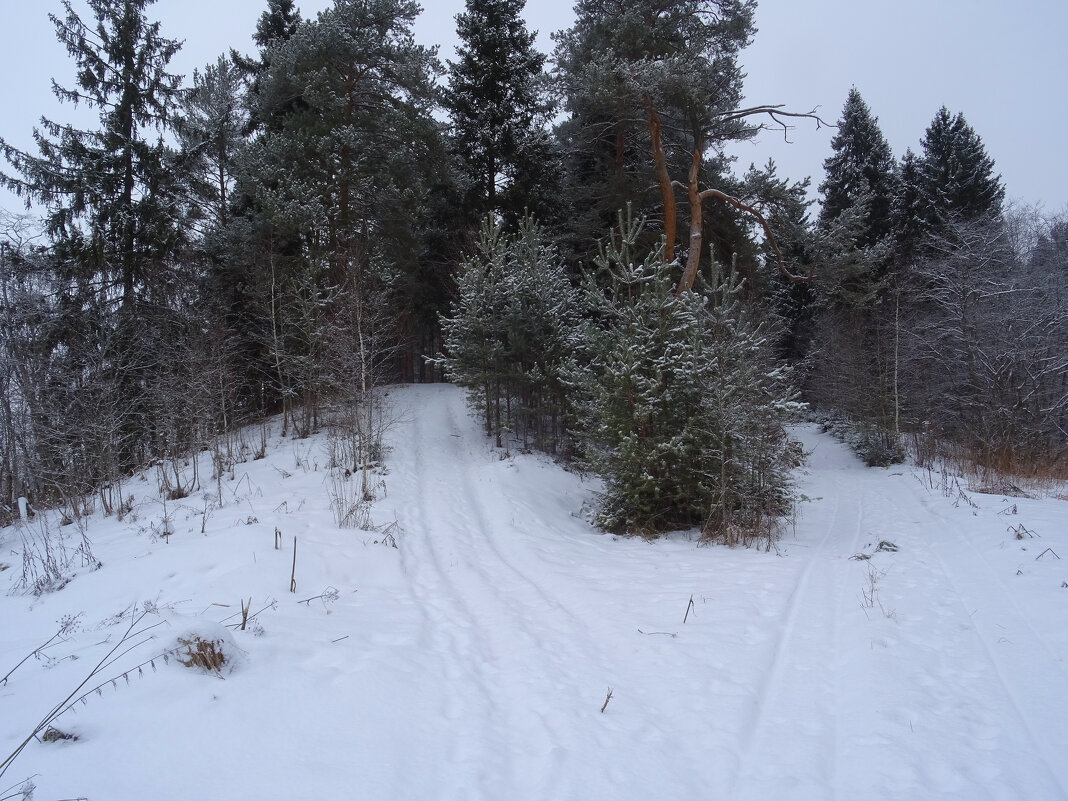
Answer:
xmin=386 ymin=387 xmax=1068 ymax=800
xmin=786 ymin=430 xmax=1068 ymax=800
xmin=2 ymin=383 xmax=1067 ymax=800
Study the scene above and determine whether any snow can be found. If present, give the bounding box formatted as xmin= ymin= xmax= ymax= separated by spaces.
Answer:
xmin=2 ymin=383 xmax=1067 ymax=800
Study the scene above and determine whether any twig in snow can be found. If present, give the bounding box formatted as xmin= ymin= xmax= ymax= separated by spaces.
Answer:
xmin=220 ymin=599 xmax=276 ymax=629
xmin=1036 ymin=548 xmax=1060 ymax=561
xmin=297 ymin=587 xmax=340 ymax=606
xmin=290 ymin=537 xmax=297 ymax=593
xmin=1009 ymin=524 xmax=1036 ymax=540
xmin=637 ymin=629 xmax=677 ymax=638
xmin=601 ymin=687 xmax=613 ymax=713
xmin=683 ymin=594 xmax=695 ymax=624
xmin=0 ymin=776 xmax=39 ymax=801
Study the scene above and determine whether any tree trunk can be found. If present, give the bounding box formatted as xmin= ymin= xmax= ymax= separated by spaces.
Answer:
xmin=678 ymin=148 xmax=705 ymax=294
xmin=646 ymin=100 xmax=676 ymax=264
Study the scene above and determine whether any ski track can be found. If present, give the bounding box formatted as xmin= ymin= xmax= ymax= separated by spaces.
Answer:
xmin=902 ymin=480 xmax=1068 ymax=797
xmin=827 ymin=465 xmax=1068 ymax=800
xmin=729 ymin=466 xmax=868 ymax=800
xmin=391 ymin=389 xmax=619 ymax=799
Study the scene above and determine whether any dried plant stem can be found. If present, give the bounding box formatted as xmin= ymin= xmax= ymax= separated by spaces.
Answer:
xmin=0 ymin=611 xmax=162 ymax=781
xmin=290 ymin=537 xmax=297 ymax=593
xmin=1 ymin=628 xmax=67 ymax=687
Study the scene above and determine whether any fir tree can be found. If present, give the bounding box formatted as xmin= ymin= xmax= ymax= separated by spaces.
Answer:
xmin=444 ymin=0 xmax=557 ymax=228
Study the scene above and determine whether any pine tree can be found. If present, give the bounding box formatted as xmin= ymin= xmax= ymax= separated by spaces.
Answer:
xmin=235 ymin=0 xmax=443 ymax=430
xmin=569 ymin=210 xmax=798 ymax=541
xmin=553 ymin=0 xmax=815 ymax=288
xmin=178 ymin=54 xmax=248 ymax=234
xmin=444 ymin=0 xmax=557 ymax=228
xmin=554 ymin=0 xmax=756 ymax=260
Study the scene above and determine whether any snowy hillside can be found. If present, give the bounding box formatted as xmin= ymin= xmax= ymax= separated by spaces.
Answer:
xmin=2 ymin=384 xmax=1066 ymax=800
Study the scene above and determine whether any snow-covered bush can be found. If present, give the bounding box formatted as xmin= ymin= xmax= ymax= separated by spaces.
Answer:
xmin=815 ymin=416 xmax=905 ymax=467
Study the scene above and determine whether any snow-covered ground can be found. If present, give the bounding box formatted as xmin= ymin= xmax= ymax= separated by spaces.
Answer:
xmin=1 ymin=384 xmax=1066 ymax=800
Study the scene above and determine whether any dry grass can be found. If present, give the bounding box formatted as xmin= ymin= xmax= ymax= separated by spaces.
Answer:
xmin=909 ymin=432 xmax=1068 ymax=498
xmin=177 ymin=637 xmax=226 ymax=673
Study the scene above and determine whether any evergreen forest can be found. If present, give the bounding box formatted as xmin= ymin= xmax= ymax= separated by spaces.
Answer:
xmin=1 ymin=0 xmax=1065 ymax=542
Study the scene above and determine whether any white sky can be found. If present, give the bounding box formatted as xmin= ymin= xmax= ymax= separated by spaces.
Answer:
xmin=1 ymin=0 xmax=1066 ymax=215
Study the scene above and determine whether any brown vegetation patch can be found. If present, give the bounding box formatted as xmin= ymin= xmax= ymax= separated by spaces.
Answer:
xmin=177 ymin=636 xmax=226 ymax=673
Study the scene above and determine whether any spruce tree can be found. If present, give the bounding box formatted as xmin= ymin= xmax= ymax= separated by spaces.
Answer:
xmin=231 ymin=0 xmax=303 ymax=133
xmin=814 ymin=89 xmax=899 ymax=307
xmin=0 ymin=0 xmax=184 ymax=309
xmin=893 ymin=147 xmax=929 ymax=259
xmin=916 ymin=107 xmax=1005 ymax=234
xmin=0 ymin=0 xmax=188 ymax=477
xmin=817 ymin=88 xmax=899 ymax=248
xmin=444 ymin=0 xmax=557 ymax=228
xmin=810 ymin=89 xmax=903 ymax=460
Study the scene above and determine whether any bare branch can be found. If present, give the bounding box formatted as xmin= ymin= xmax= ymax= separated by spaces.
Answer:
xmin=694 ymin=187 xmax=814 ymax=287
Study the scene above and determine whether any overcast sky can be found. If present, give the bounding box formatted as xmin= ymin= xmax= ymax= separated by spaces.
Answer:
xmin=2 ymin=0 xmax=1066 ymax=217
